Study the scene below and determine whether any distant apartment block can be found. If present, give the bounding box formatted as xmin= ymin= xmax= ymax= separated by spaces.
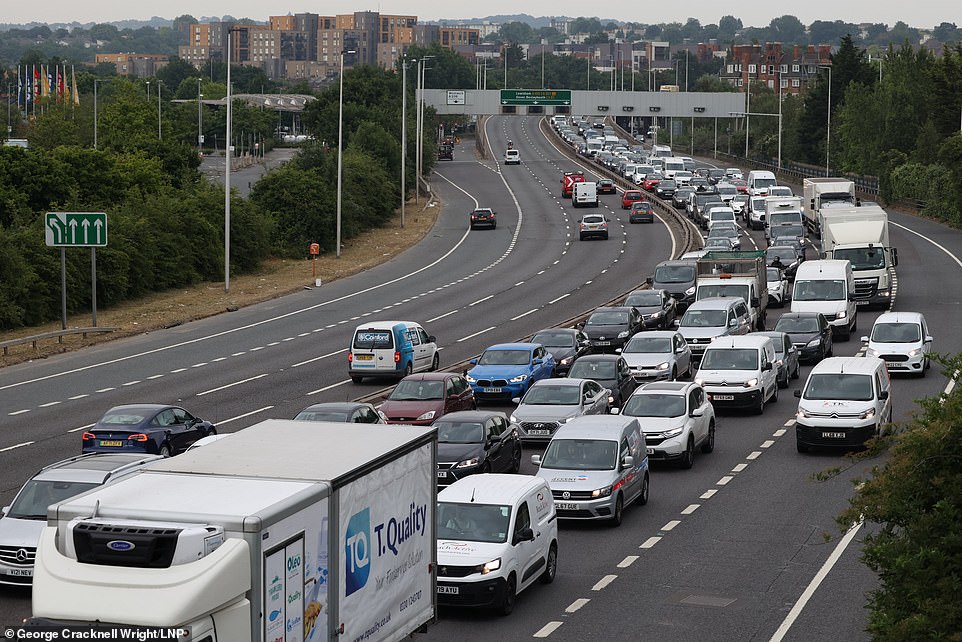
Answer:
xmin=721 ymin=43 xmax=832 ymax=95
xmin=95 ymin=53 xmax=169 ymax=76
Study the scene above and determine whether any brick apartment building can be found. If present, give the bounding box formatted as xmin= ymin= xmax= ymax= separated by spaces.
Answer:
xmin=721 ymin=43 xmax=833 ymax=95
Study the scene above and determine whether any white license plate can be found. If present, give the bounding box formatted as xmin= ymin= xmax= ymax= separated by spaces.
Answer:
xmin=594 ymin=341 xmax=611 ymax=346
xmin=822 ymin=432 xmax=846 ymax=439
xmin=855 ymin=300 xmax=869 ymax=306
xmin=437 ymin=471 xmax=447 ymax=478
xmin=711 ymin=394 xmax=735 ymax=401
xmin=483 ymin=387 xmax=502 ymax=393
xmin=6 ymin=568 xmax=32 ymax=576
xmin=885 ymin=362 xmax=900 ymax=368
xmin=437 ymin=585 xmax=460 ymax=595
xmin=556 ymin=502 xmax=578 ymax=510
xmin=527 ymin=429 xmax=551 ymax=436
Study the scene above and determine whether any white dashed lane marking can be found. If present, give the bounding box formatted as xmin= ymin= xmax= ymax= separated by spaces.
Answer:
xmin=592 ymin=575 xmax=618 ymax=591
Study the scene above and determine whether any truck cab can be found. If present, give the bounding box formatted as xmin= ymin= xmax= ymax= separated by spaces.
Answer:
xmin=819 ymin=204 xmax=897 ymax=308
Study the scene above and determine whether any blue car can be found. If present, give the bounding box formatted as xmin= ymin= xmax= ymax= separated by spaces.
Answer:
xmin=466 ymin=343 xmax=557 ymax=402
xmin=82 ymin=404 xmax=216 ymax=457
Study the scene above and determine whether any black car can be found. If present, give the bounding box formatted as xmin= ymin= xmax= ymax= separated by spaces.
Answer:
xmin=655 ymin=179 xmax=677 ymax=199
xmin=566 ymin=354 xmax=637 ymax=407
xmin=707 ymin=168 xmax=726 ymax=184
xmin=624 ymin=288 xmax=678 ymax=329
xmin=81 ymin=404 xmax=216 ymax=457
xmin=582 ymin=306 xmax=644 ymax=352
xmin=773 ymin=312 xmax=833 ymax=362
xmin=597 ymin=178 xmax=617 ymax=194
xmin=673 ymin=187 xmax=695 ymax=209
xmin=530 ymin=327 xmax=591 ymax=376
xmin=433 ymin=411 xmax=521 ymax=486
xmin=469 ymin=208 xmax=496 ymax=229
xmin=293 ymin=402 xmax=385 ymax=423
xmin=766 ymin=246 xmax=802 ymax=279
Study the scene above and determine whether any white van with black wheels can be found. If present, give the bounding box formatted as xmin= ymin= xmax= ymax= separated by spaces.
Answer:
xmin=794 ymin=356 xmax=892 ymax=452
xmin=747 ymin=170 xmax=777 ymax=197
xmin=531 ymin=415 xmax=649 ymax=527
xmin=436 ymin=474 xmax=558 ymax=616
xmin=791 ymin=260 xmax=857 ymax=340
xmin=348 ymin=321 xmax=439 ymax=383
xmin=695 ymin=335 xmax=778 ymax=415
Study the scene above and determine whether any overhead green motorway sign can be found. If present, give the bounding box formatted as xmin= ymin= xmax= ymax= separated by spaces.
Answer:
xmin=500 ymin=89 xmax=571 ymax=106
xmin=45 ymin=212 xmax=108 ymax=247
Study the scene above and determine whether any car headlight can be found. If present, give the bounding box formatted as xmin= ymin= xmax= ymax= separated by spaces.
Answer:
xmin=836 ymin=311 xmax=847 ymax=319
xmin=694 ymin=377 xmax=704 ymax=385
xmin=416 ymin=410 xmax=437 ymax=421
xmin=509 ymin=414 xmax=518 ymax=423
xmin=476 ymin=558 xmax=502 ymax=575
xmin=685 ymin=287 xmax=696 ymax=296
xmin=617 ymin=331 xmax=629 ymax=339
xmin=560 ymin=356 xmax=573 ymax=365
xmin=466 ymin=374 xmax=477 ymax=383
xmin=864 ymin=347 xmax=879 ymax=358
xmin=651 ymin=310 xmax=664 ymax=318
xmin=509 ymin=374 xmax=529 ymax=383
xmin=907 ymin=348 xmax=921 ymax=357
xmin=807 ymin=339 xmax=821 ymax=348
xmin=657 ymin=362 xmax=670 ymax=370
xmin=591 ymin=486 xmax=612 ymax=498
xmin=797 ymin=407 xmax=812 ymax=419
xmin=859 ymin=408 xmax=876 ymax=420
xmin=456 ymin=457 xmax=480 ymax=469
xmin=744 ymin=378 xmax=759 ymax=388
xmin=661 ymin=426 xmax=684 ymax=439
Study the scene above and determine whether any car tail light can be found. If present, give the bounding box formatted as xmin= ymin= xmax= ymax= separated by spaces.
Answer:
xmin=394 ymin=351 xmax=401 ymax=363
xmin=81 ymin=432 xmax=96 ymax=441
xmin=127 ymin=434 xmax=149 ymax=442
xmin=348 ymin=352 xmax=353 ymax=363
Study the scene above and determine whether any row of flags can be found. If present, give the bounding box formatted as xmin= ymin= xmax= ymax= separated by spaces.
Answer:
xmin=16 ymin=64 xmax=80 ymax=109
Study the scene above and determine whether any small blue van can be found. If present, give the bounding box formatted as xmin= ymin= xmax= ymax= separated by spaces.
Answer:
xmin=348 ymin=321 xmax=439 ymax=383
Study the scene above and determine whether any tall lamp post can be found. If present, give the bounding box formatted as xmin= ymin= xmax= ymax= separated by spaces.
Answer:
xmin=821 ymin=65 xmax=832 ymax=176
xmin=401 ymin=58 xmax=408 ymax=228
xmin=415 ymin=56 xmax=433 ymax=204
xmin=197 ymin=78 xmax=204 ymax=153
xmin=157 ymin=80 xmax=162 ymax=140
xmin=336 ymin=48 xmax=356 ymax=258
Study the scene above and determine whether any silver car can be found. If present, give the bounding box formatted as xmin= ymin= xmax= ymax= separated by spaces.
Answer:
xmin=618 ymin=331 xmax=692 ymax=381
xmin=510 ymin=378 xmax=610 ymax=443
xmin=753 ymin=331 xmax=800 ymax=388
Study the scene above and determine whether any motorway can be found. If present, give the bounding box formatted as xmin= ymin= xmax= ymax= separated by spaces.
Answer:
xmin=2 ymin=115 xmax=961 ymax=642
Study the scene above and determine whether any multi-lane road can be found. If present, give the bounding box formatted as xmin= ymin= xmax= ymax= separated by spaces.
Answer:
xmin=2 ymin=115 xmax=960 ymax=642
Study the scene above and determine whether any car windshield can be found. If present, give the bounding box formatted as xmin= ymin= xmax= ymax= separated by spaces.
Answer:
xmin=775 ymin=317 xmax=820 ymax=333
xmin=832 ymin=247 xmax=886 ymax=270
xmin=709 ymin=225 xmax=737 ymax=237
xmin=717 ymin=186 xmax=737 ymax=196
xmin=751 ymin=198 xmax=767 ymax=211
xmin=478 ymin=349 xmax=530 ymax=366
xmin=772 ymin=225 xmax=804 ymax=238
xmin=794 ymin=279 xmax=845 ymax=301
xmin=701 ymin=348 xmax=759 ymax=370
xmin=625 ymin=291 xmax=662 ymax=307
xmin=532 ymin=332 xmax=575 ymax=348
xmin=568 ymin=361 xmax=616 ymax=379
xmin=540 ymin=439 xmax=618 ymax=471
xmin=659 ymin=180 xmax=677 ymax=189
xmin=294 ymin=410 xmax=350 ymax=422
xmin=681 ymin=309 xmax=729 ymax=327
xmin=871 ymin=322 xmax=922 ymax=343
xmin=767 ymin=248 xmax=797 ymax=263
xmin=803 ymin=374 xmax=874 ymax=401
xmin=99 ymin=410 xmax=149 ymax=426
xmin=754 ymin=177 xmax=777 ymax=188
xmin=588 ymin=311 xmax=628 ymax=325
xmin=8 ymin=480 xmax=99 ymax=520
xmin=522 ymin=384 xmax=582 ymax=405
xmin=353 ymin=330 xmax=393 ymax=350
xmin=624 ymin=336 xmax=672 ymax=353
xmin=767 ymin=268 xmax=783 ymax=281
xmin=435 ymin=421 xmax=484 ymax=444
xmin=697 ymin=284 xmax=750 ymax=302
xmin=622 ymin=393 xmax=686 ymax=418
xmin=437 ymin=502 xmax=511 ymax=543
xmin=389 ymin=380 xmax=444 ymax=401
xmin=705 ymin=239 xmax=732 ymax=249
xmin=769 ymin=212 xmax=800 ymax=226
xmin=654 ymin=265 xmax=695 ymax=284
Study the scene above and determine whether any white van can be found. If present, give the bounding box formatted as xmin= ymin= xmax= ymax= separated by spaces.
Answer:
xmin=791 ymin=260 xmax=857 ymax=340
xmin=695 ymin=335 xmax=778 ymax=415
xmin=348 ymin=320 xmax=439 ymax=382
xmin=662 ymin=157 xmax=686 ymax=179
xmin=651 ymin=144 xmax=672 ymax=158
xmin=531 ymin=415 xmax=649 ymax=526
xmin=573 ymin=181 xmax=599 ymax=208
xmin=794 ymin=356 xmax=892 ymax=452
xmin=747 ymin=170 xmax=777 ymax=197
xmin=436 ymin=474 xmax=558 ymax=615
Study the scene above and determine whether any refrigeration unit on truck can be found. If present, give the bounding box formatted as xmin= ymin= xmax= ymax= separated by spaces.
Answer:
xmin=802 ymin=177 xmax=858 ymax=236
xmin=819 ymin=204 xmax=898 ymax=308
xmin=695 ymin=251 xmax=769 ymax=331
xmin=30 ymin=420 xmax=437 ymax=642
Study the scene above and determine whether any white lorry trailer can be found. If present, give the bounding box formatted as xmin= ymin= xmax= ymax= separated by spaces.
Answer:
xmin=30 ymin=420 xmax=437 ymax=642
xmin=820 ymin=204 xmax=898 ymax=308
xmin=802 ymin=177 xmax=858 ymax=236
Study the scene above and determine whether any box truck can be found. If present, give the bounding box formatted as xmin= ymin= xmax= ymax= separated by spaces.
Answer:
xmin=820 ymin=204 xmax=897 ymax=308
xmin=30 ymin=420 xmax=437 ymax=642
xmin=802 ymin=177 xmax=858 ymax=235
xmin=694 ymin=251 xmax=769 ymax=330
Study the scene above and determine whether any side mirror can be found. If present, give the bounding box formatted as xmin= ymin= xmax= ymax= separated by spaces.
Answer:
xmin=689 ymin=408 xmax=704 ymax=418
xmin=891 ymin=247 xmax=899 ymax=267
xmin=485 ymin=436 xmax=498 ymax=448
xmin=0 ymin=506 xmax=8 ymax=517
xmin=645 ymin=277 xmax=653 ymax=285
xmin=762 ymin=363 xmax=772 ymax=371
xmin=860 ymin=336 xmax=869 ymax=343
xmin=673 ymin=320 xmax=681 ymax=328
xmin=470 ymin=358 xmax=478 ymax=365
xmin=794 ymin=390 xmax=802 ymax=398
xmin=729 ymin=319 xmax=738 ymax=327
xmin=428 ymin=335 xmax=437 ymax=343
xmin=925 ymin=336 xmax=933 ymax=343
xmin=614 ymin=348 xmax=623 ymax=354
xmin=848 ymin=294 xmax=857 ymax=302
xmin=621 ymin=455 xmax=634 ymax=469
xmin=514 ymin=527 xmax=535 ymax=545
xmin=609 ymin=407 xmax=621 ymax=415
xmin=511 ymin=397 xmax=521 ymax=404
xmin=530 ymin=454 xmax=542 ymax=466
xmin=878 ymin=390 xmax=890 ymax=400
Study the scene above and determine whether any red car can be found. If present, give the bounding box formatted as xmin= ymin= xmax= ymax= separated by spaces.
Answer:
xmin=729 ymin=178 xmax=749 ymax=194
xmin=642 ymin=176 xmax=662 ymax=192
xmin=379 ymin=372 xmax=476 ymax=425
xmin=622 ymin=190 xmax=644 ymax=209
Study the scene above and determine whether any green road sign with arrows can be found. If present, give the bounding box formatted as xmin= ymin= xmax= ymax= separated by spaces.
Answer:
xmin=45 ymin=212 xmax=108 ymax=247
xmin=500 ymin=89 xmax=571 ymax=106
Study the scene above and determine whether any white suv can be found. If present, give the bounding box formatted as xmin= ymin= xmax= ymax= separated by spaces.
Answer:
xmin=504 ymin=149 xmax=521 ymax=165
xmin=616 ymin=381 xmax=715 ymax=469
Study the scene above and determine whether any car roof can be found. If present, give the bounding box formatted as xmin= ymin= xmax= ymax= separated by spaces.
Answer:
xmin=686 ymin=297 xmax=741 ymax=311
xmin=656 ymin=259 xmax=696 ymax=267
xmin=629 ymin=330 xmax=679 ymax=339
xmin=705 ymin=335 xmax=773 ymax=350
xmin=433 ymin=410 xmax=507 ymax=423
xmin=571 ymin=354 xmax=621 ymax=363
xmin=552 ymin=415 xmax=639 ymax=439
xmin=485 ymin=343 xmax=539 ymax=351
xmin=32 ymin=453 xmax=161 ymax=483
xmin=873 ymin=311 xmax=923 ymax=324
xmin=299 ymin=402 xmax=370 ymax=412
xmin=777 ymin=312 xmax=823 ymax=320
xmin=590 ymin=306 xmax=633 ymax=313
xmin=400 ymin=371 xmax=461 ymax=381
xmin=532 ymin=327 xmax=579 ymax=336
xmin=438 ymin=473 xmax=547 ymax=505
xmin=810 ymin=356 xmax=885 ymax=375
xmin=636 ymin=381 xmax=690 ymax=393
xmin=531 ymin=377 xmax=589 ymax=387
xmin=102 ymin=404 xmax=171 ymax=414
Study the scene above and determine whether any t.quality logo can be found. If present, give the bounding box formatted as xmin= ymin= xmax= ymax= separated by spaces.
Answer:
xmin=345 ymin=508 xmax=371 ymax=596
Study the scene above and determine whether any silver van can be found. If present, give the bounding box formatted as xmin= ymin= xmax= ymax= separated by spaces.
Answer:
xmin=531 ymin=415 xmax=649 ymax=526
xmin=677 ymin=297 xmax=752 ymax=362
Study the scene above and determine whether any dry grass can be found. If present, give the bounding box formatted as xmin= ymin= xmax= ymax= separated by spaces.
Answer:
xmin=0 ymin=199 xmax=441 ymax=367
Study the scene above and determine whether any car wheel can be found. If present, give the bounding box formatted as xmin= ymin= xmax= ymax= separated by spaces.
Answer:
xmin=919 ymin=359 xmax=928 ymax=378
xmin=770 ymin=383 xmax=778 ymax=403
xmin=791 ymin=362 xmax=800 ymax=379
xmin=609 ymin=494 xmax=624 ymax=527
xmin=754 ymin=390 xmax=765 ymax=415
xmin=492 ymin=221 xmax=497 ymax=229
xmin=700 ymin=422 xmax=715 ymax=453
xmin=636 ymin=473 xmax=650 ymax=506
xmin=430 ymin=353 xmax=440 ymax=371
xmin=539 ymin=544 xmax=558 ymax=584
xmin=796 ymin=440 xmax=809 ymax=453
xmin=207 ymin=427 xmax=217 ymax=436
xmin=671 ymin=365 xmax=678 ymax=380
xmin=498 ymin=574 xmax=517 ymax=616
xmin=160 ymin=443 xmax=172 ymax=458
xmin=580 ymin=234 xmax=586 ymax=241
xmin=350 ymin=375 xmax=363 ymax=384
xmin=403 ymin=362 xmax=413 ymax=377
xmin=679 ymin=435 xmax=695 ymax=469
xmin=602 ymin=233 xmax=609 ymax=240
xmin=511 ymin=445 xmax=522 ymax=473
xmin=778 ymin=371 xmax=788 ymax=389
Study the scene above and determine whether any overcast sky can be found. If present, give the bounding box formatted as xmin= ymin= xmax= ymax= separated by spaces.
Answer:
xmin=3 ymin=2 xmax=954 ymax=30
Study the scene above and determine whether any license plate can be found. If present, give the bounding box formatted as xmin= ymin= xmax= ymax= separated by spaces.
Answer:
xmin=855 ymin=300 xmax=869 ymax=306
xmin=527 ymin=429 xmax=551 ymax=436
xmin=356 ymin=354 xmax=374 ymax=361
xmin=822 ymin=432 xmax=846 ymax=439
xmin=594 ymin=341 xmax=611 ymax=346
xmin=6 ymin=568 xmax=32 ymax=576
xmin=483 ymin=387 xmax=502 ymax=393
xmin=437 ymin=586 xmax=459 ymax=595
xmin=711 ymin=394 xmax=734 ymax=401
xmin=99 ymin=440 xmax=124 ymax=447
xmin=556 ymin=502 xmax=578 ymax=510
xmin=437 ymin=471 xmax=447 ymax=479
xmin=885 ymin=362 xmax=900 ymax=368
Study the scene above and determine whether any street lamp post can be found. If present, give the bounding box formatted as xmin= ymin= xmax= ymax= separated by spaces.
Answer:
xmin=336 ymin=48 xmax=356 ymax=258
xmin=401 ymin=58 xmax=407 ymax=228
xmin=822 ymin=65 xmax=832 ymax=176
xmin=197 ymin=79 xmax=203 ymax=153
xmin=157 ymin=80 xmax=162 ymax=140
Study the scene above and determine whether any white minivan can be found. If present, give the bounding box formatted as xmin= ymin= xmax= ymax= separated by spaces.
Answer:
xmin=436 ymin=474 xmax=558 ymax=615
xmin=532 ymin=415 xmax=649 ymax=526
xmin=695 ymin=335 xmax=778 ymax=415
xmin=862 ymin=311 xmax=933 ymax=376
xmin=348 ymin=320 xmax=439 ymax=382
xmin=747 ymin=170 xmax=777 ymax=197
xmin=794 ymin=356 xmax=892 ymax=452
xmin=791 ymin=260 xmax=857 ymax=340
